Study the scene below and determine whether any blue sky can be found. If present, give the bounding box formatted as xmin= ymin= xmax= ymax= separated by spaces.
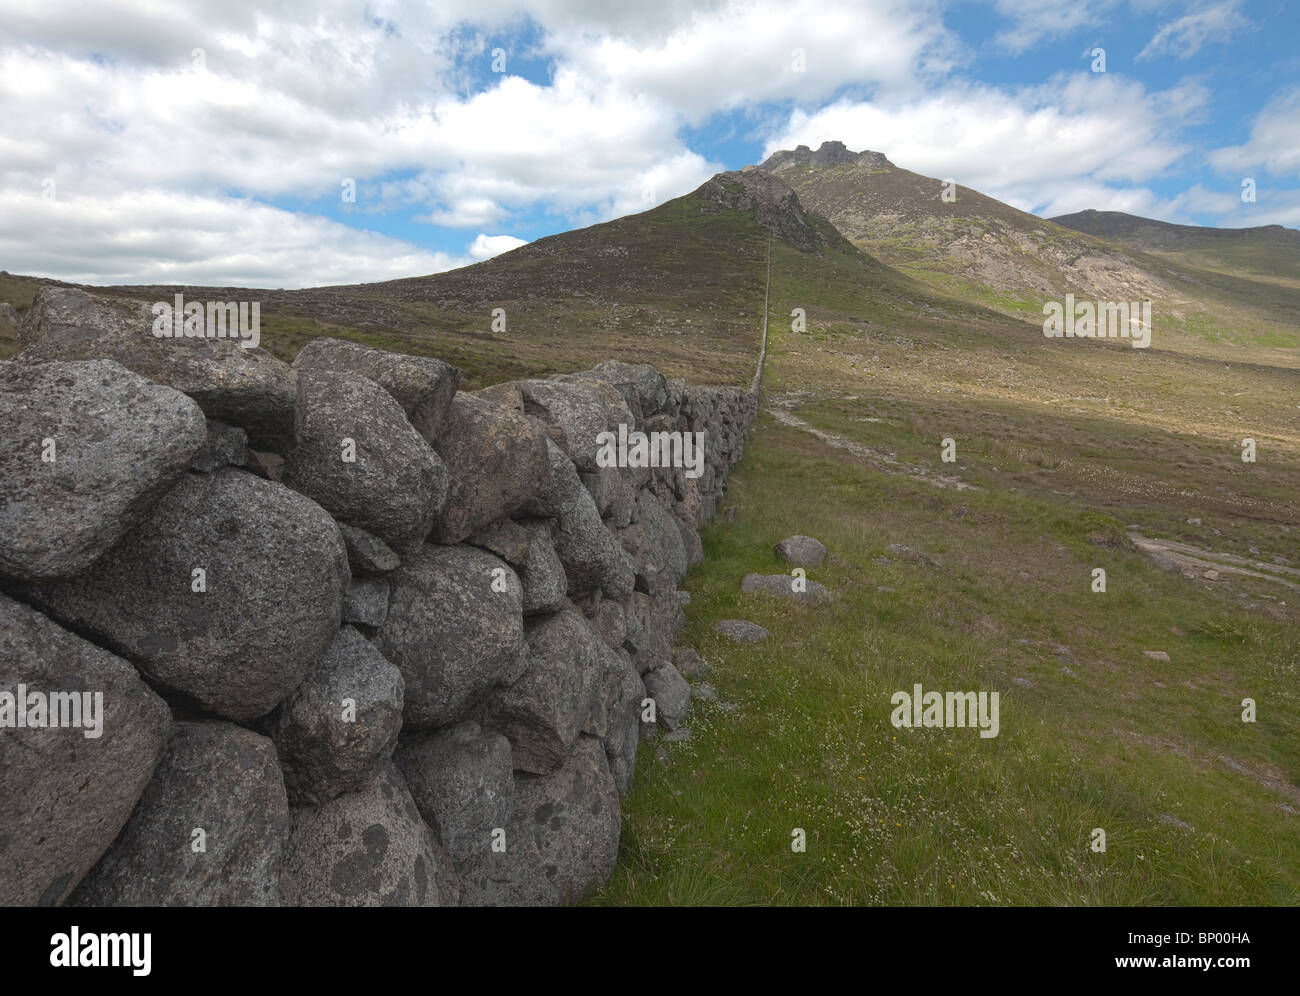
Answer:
xmin=1 ymin=0 xmax=1296 ymax=287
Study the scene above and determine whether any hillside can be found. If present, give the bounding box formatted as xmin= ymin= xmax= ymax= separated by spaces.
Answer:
xmin=1052 ymin=209 xmax=1300 ymax=290
xmin=1 ymin=171 xmax=905 ymax=389
xmin=758 ymin=142 xmax=1300 ymax=362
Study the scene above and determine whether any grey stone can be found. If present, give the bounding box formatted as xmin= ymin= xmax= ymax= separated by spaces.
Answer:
xmin=518 ymin=523 xmax=567 ymax=616
xmin=376 ymin=544 xmax=525 ymax=730
xmin=453 ymin=811 xmax=562 ymax=907
xmin=283 ymin=369 xmax=448 ymax=551
xmin=27 ymin=468 xmax=349 ymax=722
xmin=624 ymin=590 xmax=682 ymax=673
xmin=292 ymin=337 xmax=460 ymax=443
xmin=475 ymin=608 xmax=603 ymax=774
xmin=431 ymin=393 xmax=550 ymax=544
xmin=244 ymin=448 xmax=284 ymax=481
xmin=673 ymin=647 xmax=710 ymax=677
xmin=337 ymin=522 xmax=400 ymax=576
xmin=741 ymin=572 xmax=833 ymax=604
xmin=0 ymin=359 xmax=205 ymax=582
xmin=510 ymin=735 xmax=620 ymax=905
xmin=595 ymin=645 xmax=644 ymax=795
xmin=521 ymin=437 xmax=587 ymax=518
xmin=1144 ymin=650 xmax=1171 ymax=662
xmin=343 ymin=576 xmax=390 ymax=629
xmin=552 ymin=486 xmax=625 ymax=596
xmin=578 ymin=360 xmax=668 ymax=417
xmin=280 ymin=762 xmax=454 ymax=906
xmin=662 ymin=728 xmax=693 ymax=743
xmin=644 ymin=662 xmax=691 ymax=731
xmin=615 ymin=490 xmax=688 ymax=595
xmin=268 ymin=627 xmax=404 ymax=806
xmin=695 ymin=682 xmax=718 ymax=701
xmin=518 ymin=377 xmax=617 ymax=472
xmin=0 ymin=595 xmax=172 ymax=906
xmin=189 ymin=419 xmax=248 ymax=473
xmin=395 ymin=720 xmax=514 ymax=862
xmin=69 ymin=721 xmax=288 ymax=906
xmin=17 ymin=287 xmax=297 ymax=450
xmin=714 ymin=619 xmax=770 ymax=643
xmin=678 ymin=516 xmax=704 ymax=566
xmin=592 ymin=598 xmax=627 ymax=649
xmin=774 ymin=535 xmax=827 ymax=567
xmin=467 ymin=517 xmax=533 ymax=565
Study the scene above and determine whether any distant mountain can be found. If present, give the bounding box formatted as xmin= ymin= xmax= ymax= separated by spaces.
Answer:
xmin=1050 ymin=209 xmax=1300 ymax=251
xmin=755 ymin=141 xmax=1300 ymax=350
xmin=1051 ymin=209 xmax=1300 ymax=286
xmin=755 ymin=141 xmax=1173 ymax=311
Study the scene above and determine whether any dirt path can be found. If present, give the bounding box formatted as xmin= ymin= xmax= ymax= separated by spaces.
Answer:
xmin=765 ymin=398 xmax=980 ymax=492
xmin=1127 ymin=531 xmax=1300 ymax=591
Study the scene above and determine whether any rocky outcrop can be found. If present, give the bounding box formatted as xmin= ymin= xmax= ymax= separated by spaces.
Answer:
xmin=0 ymin=316 xmax=756 ymax=907
xmin=757 ymin=140 xmax=893 ymax=174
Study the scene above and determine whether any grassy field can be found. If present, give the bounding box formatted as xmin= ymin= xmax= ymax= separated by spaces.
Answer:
xmin=590 ymin=241 xmax=1300 ymax=907
xmin=591 ymin=410 xmax=1299 ymax=905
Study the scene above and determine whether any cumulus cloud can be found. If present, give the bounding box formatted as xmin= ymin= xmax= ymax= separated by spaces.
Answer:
xmin=1210 ymin=86 xmax=1300 ymax=179
xmin=0 ymin=189 xmax=466 ymax=288
xmin=0 ymin=0 xmax=1293 ymax=286
xmin=468 ymin=233 xmax=528 ymax=260
xmin=763 ymin=74 xmax=1206 ymax=214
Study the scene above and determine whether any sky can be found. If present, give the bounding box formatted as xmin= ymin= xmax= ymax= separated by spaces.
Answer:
xmin=1 ymin=0 xmax=1297 ymax=288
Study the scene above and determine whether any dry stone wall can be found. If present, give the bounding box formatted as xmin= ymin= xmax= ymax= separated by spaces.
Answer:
xmin=0 ymin=287 xmax=757 ymax=907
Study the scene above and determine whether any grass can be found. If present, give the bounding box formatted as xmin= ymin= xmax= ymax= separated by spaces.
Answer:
xmin=589 ymin=414 xmax=1300 ymax=906
xmin=590 ymin=220 xmax=1300 ymax=906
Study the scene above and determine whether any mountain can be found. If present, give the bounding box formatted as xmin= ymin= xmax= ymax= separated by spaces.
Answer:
xmin=1051 ymin=209 xmax=1300 ymax=287
xmin=756 ymin=140 xmax=1300 ymax=356
xmin=755 ymin=141 xmax=1173 ymax=310
xmin=0 ymin=169 xmax=918 ymax=386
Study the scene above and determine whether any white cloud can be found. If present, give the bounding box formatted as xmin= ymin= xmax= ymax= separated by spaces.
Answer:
xmin=467 ymin=233 xmax=528 ymax=260
xmin=1210 ymin=86 xmax=1300 ymax=179
xmin=1138 ymin=1 xmax=1251 ymax=61
xmin=0 ymin=189 xmax=466 ymax=288
xmin=548 ymin=0 xmax=961 ymax=120
xmin=763 ymin=74 xmax=1206 ymax=214
xmin=0 ymin=0 xmax=1292 ymax=286
xmin=990 ymin=0 xmax=1120 ymax=54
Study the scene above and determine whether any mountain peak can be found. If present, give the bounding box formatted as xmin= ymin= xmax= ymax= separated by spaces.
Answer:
xmin=757 ymin=141 xmax=893 ymax=174
xmin=694 ymin=169 xmax=849 ymax=254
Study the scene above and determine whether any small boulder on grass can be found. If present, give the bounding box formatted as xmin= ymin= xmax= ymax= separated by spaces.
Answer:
xmin=774 ymin=535 xmax=827 ymax=568
xmin=741 ymin=572 xmax=832 ymax=605
xmin=714 ymin=619 xmax=770 ymax=644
